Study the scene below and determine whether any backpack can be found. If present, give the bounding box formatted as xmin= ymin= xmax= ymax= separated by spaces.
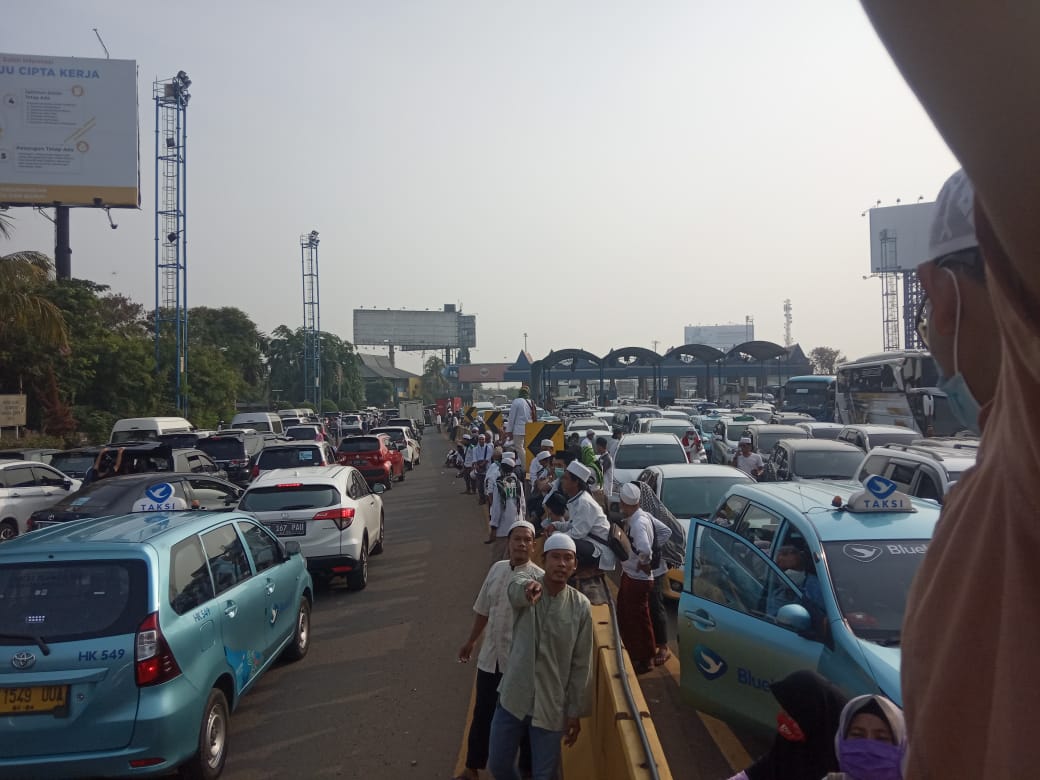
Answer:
xmin=497 ymin=473 xmax=522 ymax=512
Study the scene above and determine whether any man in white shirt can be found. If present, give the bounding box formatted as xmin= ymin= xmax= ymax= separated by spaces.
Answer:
xmin=546 ymin=461 xmax=616 ymax=573
xmin=471 ymin=434 xmax=494 ymax=504
xmin=733 ymin=437 xmax=765 ymax=479
xmin=457 ymin=520 xmax=543 ymax=780
xmin=506 ymin=385 xmax=537 ymax=470
xmin=617 ymin=483 xmax=658 ymax=675
xmin=487 ymin=455 xmax=525 ymax=560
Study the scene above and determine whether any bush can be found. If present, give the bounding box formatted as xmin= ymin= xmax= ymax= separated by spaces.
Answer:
xmin=320 ymin=399 xmax=339 ymax=413
xmin=0 ymin=432 xmax=70 ymax=450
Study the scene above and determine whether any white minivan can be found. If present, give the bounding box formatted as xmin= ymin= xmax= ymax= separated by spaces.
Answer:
xmin=230 ymin=412 xmax=285 ymax=434
xmin=109 ymin=416 xmax=194 ymax=444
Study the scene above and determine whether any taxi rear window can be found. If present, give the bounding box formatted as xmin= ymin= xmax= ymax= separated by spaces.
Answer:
xmin=0 ymin=560 xmax=148 ymax=643
xmin=258 ymin=447 xmax=321 ymax=468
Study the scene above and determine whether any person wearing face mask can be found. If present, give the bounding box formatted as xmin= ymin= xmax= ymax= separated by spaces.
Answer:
xmin=913 ymin=170 xmax=1000 ymax=433
xmin=824 ymin=694 xmax=906 ymax=780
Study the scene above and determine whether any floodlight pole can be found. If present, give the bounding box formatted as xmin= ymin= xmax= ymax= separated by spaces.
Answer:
xmin=301 ymin=231 xmax=321 ymax=409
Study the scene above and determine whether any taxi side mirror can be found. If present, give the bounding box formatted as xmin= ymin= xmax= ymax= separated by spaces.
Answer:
xmin=284 ymin=541 xmax=302 ymax=557
xmin=776 ymin=603 xmax=811 ymax=633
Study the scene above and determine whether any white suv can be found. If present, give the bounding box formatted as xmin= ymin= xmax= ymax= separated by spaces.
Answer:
xmin=0 ymin=459 xmax=82 ymax=540
xmin=238 ymin=465 xmax=385 ymax=589
xmin=856 ymin=441 xmax=978 ymax=503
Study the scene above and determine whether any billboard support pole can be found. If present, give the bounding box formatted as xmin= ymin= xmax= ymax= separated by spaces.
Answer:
xmin=54 ymin=206 xmax=71 ymax=280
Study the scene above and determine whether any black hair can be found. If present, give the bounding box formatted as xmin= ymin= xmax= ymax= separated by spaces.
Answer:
xmin=554 ymin=450 xmax=577 ymax=465
xmin=596 ymin=436 xmax=608 ymax=447
xmin=544 ymin=490 xmax=568 ymax=516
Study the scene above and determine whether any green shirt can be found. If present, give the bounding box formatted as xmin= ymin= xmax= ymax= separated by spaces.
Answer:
xmin=497 ymin=572 xmax=594 ymax=731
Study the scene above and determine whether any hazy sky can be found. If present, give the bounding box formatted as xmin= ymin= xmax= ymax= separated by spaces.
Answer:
xmin=2 ymin=1 xmax=956 ymax=376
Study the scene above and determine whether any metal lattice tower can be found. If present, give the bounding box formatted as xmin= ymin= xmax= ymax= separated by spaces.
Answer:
xmin=301 ymin=231 xmax=321 ymax=409
xmin=879 ymin=229 xmax=901 ymax=351
xmin=154 ymin=71 xmax=191 ymax=414
xmin=903 ymin=270 xmax=924 ymax=350
xmin=783 ymin=299 xmax=793 ymax=348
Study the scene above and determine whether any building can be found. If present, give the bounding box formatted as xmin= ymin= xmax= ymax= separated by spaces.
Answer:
xmin=357 ymin=353 xmax=421 ymax=400
xmin=683 ymin=324 xmax=754 ymax=352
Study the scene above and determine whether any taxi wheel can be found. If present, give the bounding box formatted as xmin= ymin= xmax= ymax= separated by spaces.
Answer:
xmin=371 ymin=514 xmax=385 ymax=555
xmin=180 ymin=688 xmax=229 ymax=780
xmin=282 ymin=598 xmax=311 ymax=662
xmin=347 ymin=538 xmax=369 ymax=590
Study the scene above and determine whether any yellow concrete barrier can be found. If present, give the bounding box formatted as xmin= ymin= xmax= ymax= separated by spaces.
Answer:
xmin=561 ymin=603 xmax=673 ymax=780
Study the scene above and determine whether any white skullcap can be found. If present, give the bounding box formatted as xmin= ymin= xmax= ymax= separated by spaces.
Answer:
xmin=501 ymin=455 xmax=516 ymax=468
xmin=540 ymin=439 xmax=555 ymax=448
xmin=739 ymin=437 xmax=752 ymax=445
xmin=507 ymin=519 xmax=536 ymax=537
xmin=534 ymin=450 xmax=552 ymax=462
xmin=566 ymin=461 xmax=592 ymax=483
xmin=543 ymin=534 xmax=577 ymax=554
xmin=619 ymin=482 xmax=641 ymax=505
xmin=586 ymin=429 xmax=595 ymax=437
xmin=925 ymin=169 xmax=977 ymax=264
xmin=463 ymin=434 xmax=472 ymax=440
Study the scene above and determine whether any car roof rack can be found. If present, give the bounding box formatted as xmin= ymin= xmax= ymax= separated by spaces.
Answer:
xmin=876 ymin=442 xmax=977 ymax=462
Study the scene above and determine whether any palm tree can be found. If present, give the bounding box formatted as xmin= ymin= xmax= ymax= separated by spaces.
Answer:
xmin=0 ymin=211 xmax=14 ymax=240
xmin=0 ymin=251 xmax=69 ymax=349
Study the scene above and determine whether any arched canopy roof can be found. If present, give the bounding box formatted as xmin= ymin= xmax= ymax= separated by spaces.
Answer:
xmin=602 ymin=346 xmax=662 ymax=368
xmin=725 ymin=340 xmax=789 ymax=361
xmin=539 ymin=348 xmax=602 ymax=369
xmin=662 ymin=344 xmax=726 ymax=364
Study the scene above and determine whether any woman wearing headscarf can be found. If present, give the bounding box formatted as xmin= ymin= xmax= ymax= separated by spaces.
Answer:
xmin=824 ymin=695 xmax=905 ymax=780
xmin=726 ymin=670 xmax=848 ymax=780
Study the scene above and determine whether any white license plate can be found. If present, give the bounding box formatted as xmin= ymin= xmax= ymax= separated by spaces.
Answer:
xmin=264 ymin=521 xmax=307 ymax=537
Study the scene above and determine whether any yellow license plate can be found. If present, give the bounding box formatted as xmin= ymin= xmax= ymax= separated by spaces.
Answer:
xmin=0 ymin=685 xmax=68 ymax=715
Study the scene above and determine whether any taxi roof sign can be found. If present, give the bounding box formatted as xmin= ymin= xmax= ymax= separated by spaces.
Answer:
xmin=843 ymin=475 xmax=916 ymax=513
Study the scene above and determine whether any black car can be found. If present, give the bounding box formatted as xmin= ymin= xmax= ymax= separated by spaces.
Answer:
xmin=197 ymin=432 xmax=267 ymax=486
xmin=48 ymin=446 xmax=105 ymax=479
xmin=28 ymin=473 xmax=242 ymax=530
xmin=82 ymin=442 xmax=228 ymax=484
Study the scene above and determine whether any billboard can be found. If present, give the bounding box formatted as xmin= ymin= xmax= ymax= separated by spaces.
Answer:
xmin=353 ymin=309 xmax=477 ymax=350
xmin=868 ymin=202 xmax=935 ymax=273
xmin=0 ymin=52 xmax=139 ymax=207
xmin=683 ymin=324 xmax=752 ymax=351
xmin=0 ymin=394 xmax=27 ymax=427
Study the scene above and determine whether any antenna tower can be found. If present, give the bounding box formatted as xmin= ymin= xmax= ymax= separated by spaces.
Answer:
xmin=301 ymin=231 xmax=321 ymax=409
xmin=783 ymin=299 xmax=793 ymax=348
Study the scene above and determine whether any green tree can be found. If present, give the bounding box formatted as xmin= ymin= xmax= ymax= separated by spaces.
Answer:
xmin=0 ymin=251 xmax=69 ymax=350
xmin=188 ymin=306 xmax=269 ymax=402
xmin=808 ymin=346 xmax=846 ymax=375
xmin=420 ymin=355 xmax=449 ymax=403
xmin=366 ymin=379 xmax=395 ymax=406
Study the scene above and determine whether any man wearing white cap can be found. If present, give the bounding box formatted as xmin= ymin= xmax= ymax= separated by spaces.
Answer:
xmin=457 ymin=520 xmax=543 ymax=780
xmin=732 ymin=437 xmax=764 ymax=479
xmin=527 ymin=449 xmax=552 ymax=493
xmin=487 ymin=455 xmax=526 ymax=560
xmin=616 ymin=483 xmax=658 ymax=675
xmin=506 ymin=385 xmax=537 ymax=470
xmin=471 ymin=433 xmax=494 ymax=505
xmin=546 ymin=460 xmax=616 ymax=572
xmin=488 ymin=532 xmax=593 ymax=780
xmin=461 ymin=434 xmax=477 ymax=494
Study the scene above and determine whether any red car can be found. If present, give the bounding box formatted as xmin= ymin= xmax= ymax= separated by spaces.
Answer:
xmin=336 ymin=434 xmax=404 ymax=489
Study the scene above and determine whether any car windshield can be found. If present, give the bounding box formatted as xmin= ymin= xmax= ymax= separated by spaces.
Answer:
xmin=338 ymin=437 xmax=381 ymax=453
xmin=806 ymin=426 xmax=841 ymax=440
xmin=615 ymin=443 xmax=686 ymax=469
xmin=791 ymin=450 xmax=864 ymax=479
xmin=648 ymin=423 xmax=690 ymax=438
xmin=239 ymin=485 xmax=339 ymax=511
xmin=342 ymin=415 xmax=361 ymax=424
xmin=726 ymin=424 xmax=754 ymax=442
xmin=285 ymin=428 xmax=319 ymax=440
xmin=660 ymin=476 xmax=750 ymax=518
xmin=48 ymin=452 xmax=98 ymax=476
xmin=258 ymin=447 xmax=322 ymax=468
xmin=197 ymin=438 xmax=245 ymax=460
xmin=372 ymin=429 xmax=405 ymax=442
xmin=0 ymin=560 xmax=148 ymax=642
xmin=756 ymin=431 xmax=808 ymax=452
xmin=50 ymin=480 xmax=132 ymax=512
xmin=110 ymin=430 xmax=160 ymax=444
xmin=870 ymin=432 xmax=921 ymax=448
xmin=823 ymin=539 xmax=930 ymax=645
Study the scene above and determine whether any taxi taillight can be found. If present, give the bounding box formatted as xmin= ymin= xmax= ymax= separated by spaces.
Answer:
xmin=313 ymin=507 xmax=355 ymax=530
xmin=135 ymin=612 xmax=181 ymax=686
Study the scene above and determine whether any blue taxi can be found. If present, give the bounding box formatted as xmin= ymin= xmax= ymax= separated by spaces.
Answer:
xmin=0 ymin=506 xmax=313 ymax=778
xmin=677 ymin=476 xmax=937 ymax=735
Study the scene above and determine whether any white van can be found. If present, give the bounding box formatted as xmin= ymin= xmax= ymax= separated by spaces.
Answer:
xmin=230 ymin=412 xmax=284 ymax=435
xmin=109 ymin=416 xmax=194 ymax=444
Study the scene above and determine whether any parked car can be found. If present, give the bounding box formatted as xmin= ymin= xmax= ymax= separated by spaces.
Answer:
xmin=709 ymin=415 xmax=764 ymax=464
xmin=109 ymin=416 xmax=194 ymax=444
xmin=855 ymin=442 xmax=978 ymax=503
xmin=385 ymin=417 xmax=422 ymax=441
xmin=608 ymin=433 xmax=689 ymax=512
xmin=637 ymin=418 xmax=705 ymax=462
xmin=370 ymin=427 xmax=421 ymax=470
xmin=611 ymin=406 xmax=664 ymax=434
xmin=0 ymin=508 xmax=313 ymax=778
xmin=250 ymin=441 xmax=339 ymax=481
xmin=197 ymin=432 xmax=268 ymax=487
xmin=794 ymin=421 xmax=844 ymax=440
xmin=284 ymin=424 xmax=326 ymax=443
xmin=85 ymin=443 xmax=228 ymax=484
xmin=762 ymin=439 xmax=866 ymax=483
xmin=238 ymin=465 xmax=385 ymax=590
xmin=634 ymin=464 xmax=754 ymax=603
xmin=336 ymin=434 xmax=404 ymax=489
xmin=836 ymin=424 xmax=922 ymax=453
xmin=29 ymin=473 xmax=243 ymax=531
xmin=677 ymin=478 xmax=940 ymax=736
xmin=0 ymin=460 xmax=82 ymax=541
xmin=340 ymin=414 xmax=365 ymax=436
xmin=745 ymin=424 xmax=810 ymax=456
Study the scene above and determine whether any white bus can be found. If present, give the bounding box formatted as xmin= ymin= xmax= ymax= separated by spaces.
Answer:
xmin=834 ymin=351 xmax=964 ymax=436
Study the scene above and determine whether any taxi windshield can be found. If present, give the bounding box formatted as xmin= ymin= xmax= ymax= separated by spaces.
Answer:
xmin=823 ymin=539 xmax=929 ymax=644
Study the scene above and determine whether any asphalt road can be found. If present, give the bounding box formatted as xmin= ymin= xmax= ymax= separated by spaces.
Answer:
xmin=220 ymin=431 xmax=767 ymax=780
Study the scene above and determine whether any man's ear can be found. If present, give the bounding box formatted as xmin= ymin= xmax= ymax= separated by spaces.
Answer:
xmin=919 ymin=263 xmax=958 ymax=339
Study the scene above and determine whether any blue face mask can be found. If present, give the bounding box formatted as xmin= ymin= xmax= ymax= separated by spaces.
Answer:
xmin=554 ymin=468 xmax=565 ymax=479
xmin=838 ymin=737 xmax=904 ymax=780
xmin=934 ymin=268 xmax=981 ymax=434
